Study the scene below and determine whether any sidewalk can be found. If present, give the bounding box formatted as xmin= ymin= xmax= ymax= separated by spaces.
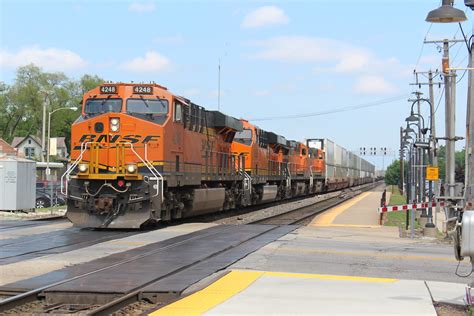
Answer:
xmin=150 ymin=269 xmax=467 ymax=315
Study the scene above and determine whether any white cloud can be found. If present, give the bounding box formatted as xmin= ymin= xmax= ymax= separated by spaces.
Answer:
xmin=353 ymin=75 xmax=398 ymax=95
xmin=120 ymin=51 xmax=171 ymax=73
xmin=128 ymin=2 xmax=156 ymax=13
xmin=242 ymin=6 xmax=289 ymax=29
xmin=252 ymin=36 xmax=367 ymax=65
xmin=0 ymin=46 xmax=87 ymax=71
xmin=251 ymin=35 xmax=411 ymax=79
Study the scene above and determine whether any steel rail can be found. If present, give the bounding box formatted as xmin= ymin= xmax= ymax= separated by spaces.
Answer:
xmin=0 ymin=225 xmax=237 ymax=313
xmin=76 ymin=224 xmax=288 ymax=315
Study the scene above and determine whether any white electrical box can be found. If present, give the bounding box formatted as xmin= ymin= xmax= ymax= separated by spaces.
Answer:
xmin=0 ymin=157 xmax=36 ymax=210
xmin=461 ymin=211 xmax=474 ymax=257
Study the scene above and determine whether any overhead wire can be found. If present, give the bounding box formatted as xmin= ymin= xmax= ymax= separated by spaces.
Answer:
xmin=414 ymin=23 xmax=433 ymax=71
xmin=434 ymin=85 xmax=445 ymax=115
xmin=248 ymin=94 xmax=410 ymax=122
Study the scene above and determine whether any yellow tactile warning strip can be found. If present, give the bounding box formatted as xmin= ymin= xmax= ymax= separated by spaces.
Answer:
xmin=149 ymin=270 xmax=397 ymax=316
xmin=311 ymin=192 xmax=372 ymax=226
xmin=149 ymin=270 xmax=264 ymax=316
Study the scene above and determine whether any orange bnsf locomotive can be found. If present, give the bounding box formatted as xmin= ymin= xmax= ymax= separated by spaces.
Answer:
xmin=63 ymin=82 xmax=374 ymax=228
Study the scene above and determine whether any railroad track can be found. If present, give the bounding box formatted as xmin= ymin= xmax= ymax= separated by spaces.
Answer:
xmin=0 ymin=224 xmax=296 ymax=315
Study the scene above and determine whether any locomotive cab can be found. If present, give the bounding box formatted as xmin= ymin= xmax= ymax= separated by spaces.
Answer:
xmin=65 ymin=84 xmax=170 ymax=228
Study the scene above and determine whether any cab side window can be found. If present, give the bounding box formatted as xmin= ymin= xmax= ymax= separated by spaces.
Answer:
xmin=174 ymin=101 xmax=183 ymax=123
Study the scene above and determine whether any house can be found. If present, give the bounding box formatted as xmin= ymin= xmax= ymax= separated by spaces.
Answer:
xmin=11 ymin=135 xmax=69 ymax=161
xmin=0 ymin=138 xmax=18 ymax=157
xmin=11 ymin=135 xmax=42 ymax=159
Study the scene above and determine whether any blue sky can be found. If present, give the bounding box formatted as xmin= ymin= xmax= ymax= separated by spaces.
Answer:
xmin=1 ymin=0 xmax=472 ymax=169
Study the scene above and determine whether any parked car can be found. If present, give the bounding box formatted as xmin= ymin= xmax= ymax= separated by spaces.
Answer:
xmin=36 ymin=191 xmax=52 ymax=208
xmin=36 ymin=181 xmax=66 ymax=208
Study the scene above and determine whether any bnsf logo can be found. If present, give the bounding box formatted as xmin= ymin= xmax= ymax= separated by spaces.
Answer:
xmin=73 ymin=134 xmax=159 ymax=150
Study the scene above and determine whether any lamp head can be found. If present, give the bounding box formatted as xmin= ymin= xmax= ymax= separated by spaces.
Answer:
xmin=465 ymin=0 xmax=474 ymax=10
xmin=426 ymin=0 xmax=468 ymax=23
xmin=405 ymin=114 xmax=419 ymax=122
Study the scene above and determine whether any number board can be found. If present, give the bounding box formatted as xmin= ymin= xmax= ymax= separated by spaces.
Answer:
xmin=426 ymin=166 xmax=439 ymax=181
xmin=133 ymin=85 xmax=153 ymax=95
xmin=99 ymin=85 xmax=117 ymax=94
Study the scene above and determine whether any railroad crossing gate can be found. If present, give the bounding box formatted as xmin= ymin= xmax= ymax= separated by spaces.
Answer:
xmin=426 ymin=166 xmax=439 ymax=181
xmin=378 ymin=201 xmax=446 ymax=214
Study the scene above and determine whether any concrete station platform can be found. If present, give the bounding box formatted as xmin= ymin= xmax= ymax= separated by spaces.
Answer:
xmin=151 ymin=185 xmax=470 ymax=315
xmin=151 ymin=269 xmax=466 ymax=315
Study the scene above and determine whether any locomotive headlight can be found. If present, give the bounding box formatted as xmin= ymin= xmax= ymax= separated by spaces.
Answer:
xmin=126 ymin=163 xmax=137 ymax=174
xmin=110 ymin=118 xmax=120 ymax=132
xmin=78 ymin=163 xmax=89 ymax=173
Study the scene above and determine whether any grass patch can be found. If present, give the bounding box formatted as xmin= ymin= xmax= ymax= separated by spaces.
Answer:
xmin=383 ymin=186 xmax=420 ymax=228
xmin=388 ymin=185 xmax=406 ymax=206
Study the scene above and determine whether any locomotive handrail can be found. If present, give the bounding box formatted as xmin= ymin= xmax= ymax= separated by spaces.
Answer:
xmin=61 ymin=142 xmax=164 ymax=201
xmin=61 ymin=142 xmax=93 ymax=196
xmin=128 ymin=142 xmax=163 ymax=200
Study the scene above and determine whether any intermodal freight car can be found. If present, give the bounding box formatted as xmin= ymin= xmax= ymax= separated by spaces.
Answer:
xmin=62 ymin=83 xmax=375 ymax=228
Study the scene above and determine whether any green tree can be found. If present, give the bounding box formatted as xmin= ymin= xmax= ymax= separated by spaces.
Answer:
xmin=0 ymin=65 xmax=104 ymax=151
xmin=434 ymin=145 xmax=464 ymax=183
xmin=385 ymin=159 xmax=402 ymax=185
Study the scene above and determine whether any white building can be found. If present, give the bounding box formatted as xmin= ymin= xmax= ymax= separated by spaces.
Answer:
xmin=11 ymin=135 xmax=68 ymax=161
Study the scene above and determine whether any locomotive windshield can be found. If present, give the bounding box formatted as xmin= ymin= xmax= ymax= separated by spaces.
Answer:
xmin=234 ymin=128 xmax=252 ymax=145
xmin=126 ymin=98 xmax=169 ymax=115
xmin=84 ymin=98 xmax=122 ymax=115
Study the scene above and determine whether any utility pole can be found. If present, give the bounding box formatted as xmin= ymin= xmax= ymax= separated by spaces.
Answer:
xmin=217 ymin=58 xmax=221 ymax=111
xmin=464 ymin=36 xmax=474 ymax=207
xmin=424 ymin=39 xmax=464 ymax=226
xmin=41 ymin=94 xmax=48 ymax=162
xmin=444 ymin=39 xmax=457 ymax=223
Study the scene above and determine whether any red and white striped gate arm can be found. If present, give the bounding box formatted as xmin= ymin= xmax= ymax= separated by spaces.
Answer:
xmin=378 ymin=201 xmax=446 ymax=214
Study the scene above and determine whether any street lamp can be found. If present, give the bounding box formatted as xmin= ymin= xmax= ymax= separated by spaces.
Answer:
xmin=426 ymin=0 xmax=467 ymax=23
xmin=46 ymin=106 xmax=78 ymax=178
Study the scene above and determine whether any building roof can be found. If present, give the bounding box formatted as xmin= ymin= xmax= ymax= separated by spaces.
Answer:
xmin=0 ymin=138 xmax=18 ymax=156
xmin=11 ymin=135 xmax=42 ymax=148
xmin=11 ymin=135 xmax=67 ymax=149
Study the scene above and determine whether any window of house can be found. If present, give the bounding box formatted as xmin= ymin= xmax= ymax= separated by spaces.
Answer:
xmin=25 ymin=147 xmax=35 ymax=157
